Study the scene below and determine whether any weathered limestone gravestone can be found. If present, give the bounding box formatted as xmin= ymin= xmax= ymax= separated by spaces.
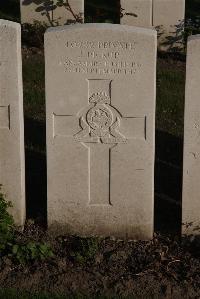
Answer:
xmin=45 ymin=24 xmax=156 ymax=239
xmin=120 ymin=0 xmax=153 ymax=28
xmin=153 ymin=0 xmax=185 ymax=51
xmin=0 ymin=20 xmax=25 ymax=226
xmin=120 ymin=0 xmax=185 ymax=51
xmin=20 ymin=0 xmax=84 ymax=26
xmin=182 ymin=35 xmax=200 ymax=236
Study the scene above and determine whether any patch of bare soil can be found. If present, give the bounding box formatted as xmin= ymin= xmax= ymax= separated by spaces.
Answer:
xmin=0 ymin=223 xmax=200 ymax=298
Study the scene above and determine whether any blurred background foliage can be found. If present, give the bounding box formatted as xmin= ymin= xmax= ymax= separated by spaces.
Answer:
xmin=0 ymin=0 xmax=199 ymax=30
xmin=0 ymin=0 xmax=200 ymax=49
xmin=185 ymin=0 xmax=200 ymax=38
xmin=85 ymin=0 xmax=120 ymax=23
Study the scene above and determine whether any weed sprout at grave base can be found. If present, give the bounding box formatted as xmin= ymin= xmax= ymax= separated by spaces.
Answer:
xmin=0 ymin=186 xmax=53 ymax=265
xmin=0 ymin=186 xmax=14 ymax=254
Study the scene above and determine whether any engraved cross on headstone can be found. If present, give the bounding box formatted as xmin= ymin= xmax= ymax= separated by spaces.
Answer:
xmin=53 ymin=79 xmax=146 ymax=205
xmin=0 ymin=60 xmax=10 ymax=130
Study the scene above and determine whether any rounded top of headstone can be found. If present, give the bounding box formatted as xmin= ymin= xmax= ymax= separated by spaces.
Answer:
xmin=188 ymin=34 xmax=200 ymax=43
xmin=0 ymin=19 xmax=21 ymax=30
xmin=45 ymin=23 xmax=157 ymax=38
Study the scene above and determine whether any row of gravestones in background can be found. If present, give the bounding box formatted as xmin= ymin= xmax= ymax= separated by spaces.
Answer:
xmin=0 ymin=18 xmax=198 ymax=240
xmin=20 ymin=0 xmax=185 ymax=52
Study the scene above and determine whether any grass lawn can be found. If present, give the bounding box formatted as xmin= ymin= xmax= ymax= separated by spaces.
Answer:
xmin=23 ymin=52 xmax=45 ymax=122
xmin=156 ymin=58 xmax=185 ymax=137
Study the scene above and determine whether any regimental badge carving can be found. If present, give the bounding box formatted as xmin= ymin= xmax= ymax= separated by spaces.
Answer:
xmin=74 ymin=91 xmax=126 ymax=144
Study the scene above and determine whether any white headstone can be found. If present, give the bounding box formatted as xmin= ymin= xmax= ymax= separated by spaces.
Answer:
xmin=153 ymin=0 xmax=185 ymax=51
xmin=45 ymin=24 xmax=156 ymax=239
xmin=120 ymin=0 xmax=153 ymax=28
xmin=20 ymin=0 xmax=84 ymax=26
xmin=0 ymin=20 xmax=25 ymax=226
xmin=182 ymin=35 xmax=200 ymax=236
xmin=120 ymin=0 xmax=185 ymax=51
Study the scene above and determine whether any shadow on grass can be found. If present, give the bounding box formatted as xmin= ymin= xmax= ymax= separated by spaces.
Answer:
xmin=24 ymin=117 xmax=47 ymax=226
xmin=155 ymin=130 xmax=183 ymax=235
xmin=24 ymin=118 xmax=183 ymax=235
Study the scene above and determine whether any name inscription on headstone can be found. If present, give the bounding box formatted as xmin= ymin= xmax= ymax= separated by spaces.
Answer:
xmin=63 ymin=40 xmax=141 ymax=76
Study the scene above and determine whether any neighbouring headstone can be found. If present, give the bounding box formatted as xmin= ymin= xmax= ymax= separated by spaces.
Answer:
xmin=20 ymin=0 xmax=84 ymax=26
xmin=45 ymin=24 xmax=156 ymax=239
xmin=0 ymin=20 xmax=25 ymax=226
xmin=120 ymin=0 xmax=153 ymax=28
xmin=182 ymin=35 xmax=200 ymax=236
xmin=120 ymin=0 xmax=185 ymax=52
xmin=153 ymin=0 xmax=185 ymax=51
